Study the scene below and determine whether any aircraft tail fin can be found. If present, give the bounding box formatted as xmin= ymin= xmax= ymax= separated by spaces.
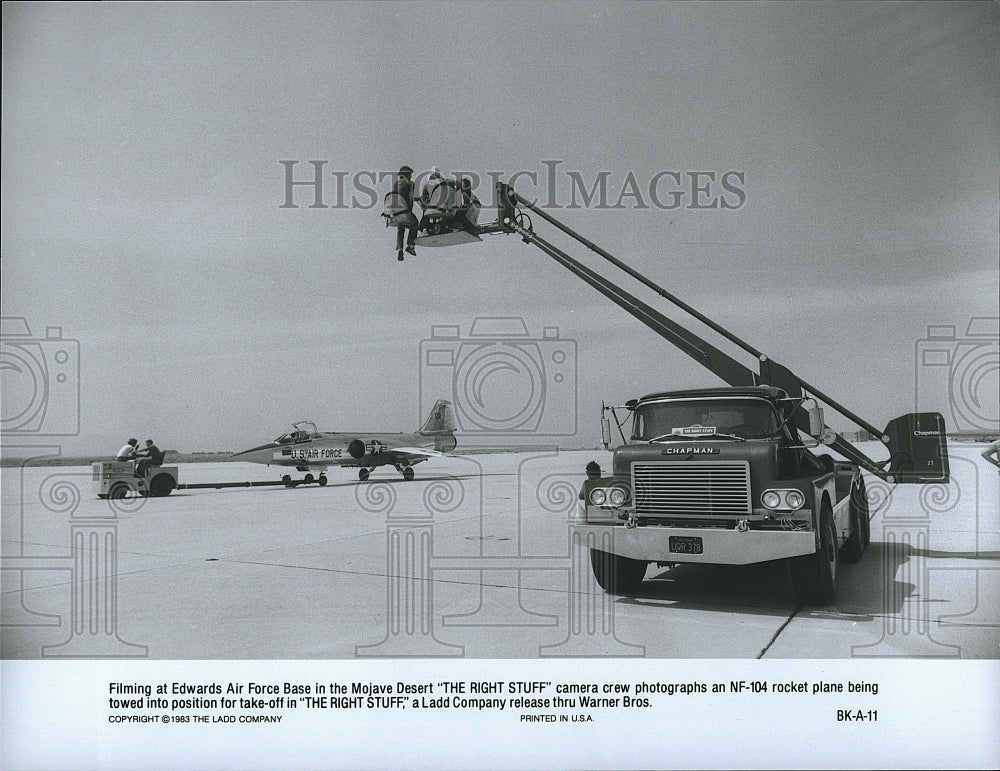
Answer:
xmin=420 ymin=399 xmax=456 ymax=434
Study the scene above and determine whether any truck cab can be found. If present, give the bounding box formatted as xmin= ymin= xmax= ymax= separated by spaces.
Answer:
xmin=575 ymin=386 xmax=870 ymax=605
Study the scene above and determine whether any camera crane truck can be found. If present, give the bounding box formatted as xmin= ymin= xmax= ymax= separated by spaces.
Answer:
xmin=456 ymin=182 xmax=950 ymax=605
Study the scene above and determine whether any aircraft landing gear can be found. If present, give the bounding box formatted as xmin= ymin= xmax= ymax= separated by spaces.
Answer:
xmin=283 ymin=472 xmax=327 ymax=487
xmin=355 ymin=467 xmax=415 ymax=481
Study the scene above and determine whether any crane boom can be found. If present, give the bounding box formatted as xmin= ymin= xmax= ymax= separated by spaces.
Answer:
xmin=489 ymin=182 xmax=948 ymax=483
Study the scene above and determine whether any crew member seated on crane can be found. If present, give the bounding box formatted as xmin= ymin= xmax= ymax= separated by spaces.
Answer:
xmin=419 ymin=167 xmax=444 ymax=206
xmin=381 ymin=165 xmax=418 ymax=261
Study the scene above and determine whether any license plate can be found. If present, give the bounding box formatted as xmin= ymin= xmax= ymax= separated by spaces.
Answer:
xmin=669 ymin=536 xmax=703 ymax=555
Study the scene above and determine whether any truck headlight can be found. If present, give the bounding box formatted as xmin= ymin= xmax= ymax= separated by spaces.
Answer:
xmin=589 ymin=488 xmax=607 ymax=506
xmin=761 ymin=489 xmax=806 ymax=511
xmin=608 ymin=487 xmax=627 ymax=506
xmin=761 ymin=490 xmax=782 ymax=509
xmin=784 ymin=490 xmax=805 ymax=510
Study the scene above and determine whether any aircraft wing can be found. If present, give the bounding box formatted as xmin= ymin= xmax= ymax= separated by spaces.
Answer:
xmin=386 ymin=447 xmax=447 ymax=464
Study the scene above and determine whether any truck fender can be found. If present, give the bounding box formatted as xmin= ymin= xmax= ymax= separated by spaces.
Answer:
xmin=809 ymin=475 xmax=838 ymax=548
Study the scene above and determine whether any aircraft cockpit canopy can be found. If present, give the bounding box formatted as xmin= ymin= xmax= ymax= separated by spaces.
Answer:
xmin=276 ymin=421 xmax=319 ymax=444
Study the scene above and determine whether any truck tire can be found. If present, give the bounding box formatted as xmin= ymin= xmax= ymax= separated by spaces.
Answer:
xmin=840 ymin=478 xmax=868 ymax=563
xmin=149 ymin=473 xmax=175 ymax=498
xmin=857 ymin=478 xmax=871 ymax=550
xmin=108 ymin=483 xmax=129 ymax=500
xmin=788 ymin=502 xmax=839 ymax=606
xmin=589 ymin=549 xmax=647 ymax=595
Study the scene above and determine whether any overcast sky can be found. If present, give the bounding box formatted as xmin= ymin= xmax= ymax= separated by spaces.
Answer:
xmin=2 ymin=1 xmax=997 ymax=456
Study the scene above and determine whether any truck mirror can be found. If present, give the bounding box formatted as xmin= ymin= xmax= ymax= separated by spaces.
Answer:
xmin=601 ymin=418 xmax=611 ymax=448
xmin=807 ymin=404 xmax=825 ymax=438
xmin=883 ymin=413 xmax=950 ymax=484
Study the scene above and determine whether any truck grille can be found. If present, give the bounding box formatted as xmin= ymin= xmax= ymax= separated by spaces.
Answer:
xmin=632 ymin=461 xmax=752 ymax=518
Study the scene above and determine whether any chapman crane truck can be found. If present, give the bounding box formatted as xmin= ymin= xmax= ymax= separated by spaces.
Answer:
xmin=427 ymin=181 xmax=950 ymax=605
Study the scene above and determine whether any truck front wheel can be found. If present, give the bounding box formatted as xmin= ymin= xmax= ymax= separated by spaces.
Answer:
xmin=788 ymin=502 xmax=839 ymax=606
xmin=840 ymin=478 xmax=869 ymax=563
xmin=857 ymin=478 xmax=871 ymax=550
xmin=589 ymin=549 xmax=647 ymax=595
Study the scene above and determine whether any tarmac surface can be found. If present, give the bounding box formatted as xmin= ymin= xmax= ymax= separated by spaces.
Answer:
xmin=2 ymin=444 xmax=998 ymax=659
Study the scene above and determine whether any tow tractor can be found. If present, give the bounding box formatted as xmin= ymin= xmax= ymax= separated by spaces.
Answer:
xmin=94 ymin=461 xmax=178 ymax=499
xmin=423 ymin=180 xmax=950 ymax=604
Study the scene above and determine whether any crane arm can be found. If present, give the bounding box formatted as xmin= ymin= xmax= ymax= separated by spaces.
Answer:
xmin=490 ymin=182 xmax=948 ymax=483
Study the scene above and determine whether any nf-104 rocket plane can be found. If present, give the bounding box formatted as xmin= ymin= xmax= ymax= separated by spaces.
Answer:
xmin=231 ymin=399 xmax=457 ymax=485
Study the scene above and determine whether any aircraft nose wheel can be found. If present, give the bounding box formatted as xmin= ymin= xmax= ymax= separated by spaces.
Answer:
xmin=402 ymin=467 xmax=415 ymax=481
xmin=358 ymin=468 xmax=370 ymax=481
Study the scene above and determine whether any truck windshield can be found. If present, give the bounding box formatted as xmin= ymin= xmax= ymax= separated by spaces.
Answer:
xmin=632 ymin=398 xmax=781 ymax=441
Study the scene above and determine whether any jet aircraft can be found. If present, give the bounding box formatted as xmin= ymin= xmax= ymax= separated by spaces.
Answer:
xmin=231 ymin=399 xmax=457 ymax=485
